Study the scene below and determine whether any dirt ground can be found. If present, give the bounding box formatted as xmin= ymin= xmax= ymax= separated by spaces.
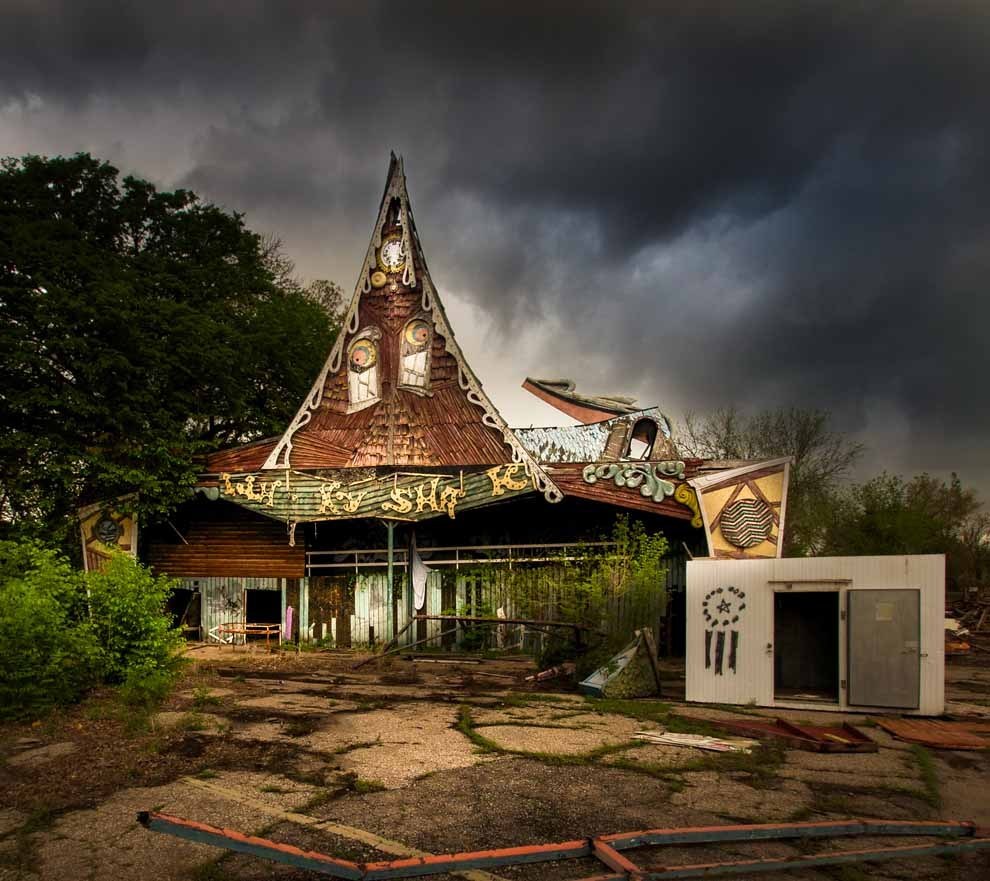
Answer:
xmin=1 ymin=646 xmax=989 ymax=881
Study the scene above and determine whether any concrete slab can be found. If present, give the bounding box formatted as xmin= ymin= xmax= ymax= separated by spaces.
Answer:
xmin=300 ymin=704 xmax=495 ymax=787
xmin=34 ymin=772 xmax=319 ymax=881
xmin=671 ymin=771 xmax=813 ymax=822
xmin=6 ymin=742 xmax=77 ymax=768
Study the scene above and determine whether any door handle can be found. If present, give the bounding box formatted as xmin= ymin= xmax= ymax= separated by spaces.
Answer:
xmin=766 ymin=642 xmax=773 ymax=655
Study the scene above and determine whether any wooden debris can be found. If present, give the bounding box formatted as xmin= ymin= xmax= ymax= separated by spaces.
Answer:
xmin=633 ymin=730 xmax=758 ymax=753
xmin=873 ymin=717 xmax=990 ymax=750
xmin=710 ymin=717 xmax=877 ymax=753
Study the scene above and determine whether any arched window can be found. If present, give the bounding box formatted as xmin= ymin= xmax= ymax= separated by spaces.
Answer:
xmin=625 ymin=418 xmax=658 ymax=460
xmin=398 ymin=317 xmax=432 ymax=390
xmin=347 ymin=328 xmax=381 ymax=411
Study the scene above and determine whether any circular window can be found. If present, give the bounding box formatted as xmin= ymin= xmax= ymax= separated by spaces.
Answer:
xmin=349 ymin=339 xmax=377 ymax=370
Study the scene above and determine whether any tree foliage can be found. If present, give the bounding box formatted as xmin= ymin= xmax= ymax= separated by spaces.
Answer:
xmin=679 ymin=407 xmax=863 ymax=555
xmin=0 ymin=153 xmax=340 ymax=551
xmin=822 ymin=472 xmax=990 ymax=595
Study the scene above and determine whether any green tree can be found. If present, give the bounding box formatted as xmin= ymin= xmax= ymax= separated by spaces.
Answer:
xmin=823 ymin=472 xmax=990 ymax=595
xmin=0 ymin=153 xmax=340 ymax=553
xmin=679 ymin=407 xmax=863 ymax=555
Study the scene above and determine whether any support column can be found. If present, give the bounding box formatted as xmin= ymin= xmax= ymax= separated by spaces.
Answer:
xmin=385 ymin=520 xmax=396 ymax=641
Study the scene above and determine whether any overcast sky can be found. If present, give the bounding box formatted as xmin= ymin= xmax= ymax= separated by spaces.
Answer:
xmin=3 ymin=1 xmax=988 ymax=494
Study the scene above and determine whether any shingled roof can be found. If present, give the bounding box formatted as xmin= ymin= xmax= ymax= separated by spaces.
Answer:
xmin=260 ymin=154 xmax=561 ymax=502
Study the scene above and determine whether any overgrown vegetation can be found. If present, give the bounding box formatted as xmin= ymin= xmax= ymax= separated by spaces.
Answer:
xmin=0 ymin=540 xmax=183 ymax=719
xmin=0 ymin=153 xmax=342 ymax=556
xmin=492 ymin=516 xmax=671 ymax=675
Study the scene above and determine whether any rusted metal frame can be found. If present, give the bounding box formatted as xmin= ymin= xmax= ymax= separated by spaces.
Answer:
xmin=137 ymin=812 xmax=363 ymax=879
xmin=361 ymin=840 xmax=591 ymax=880
xmin=591 ymin=839 xmax=642 ymax=877
xmin=414 ymin=615 xmax=601 ymax=633
xmin=139 ymin=812 xmax=987 ymax=881
xmin=352 ymin=626 xmax=460 ymax=668
xmin=629 ymin=836 xmax=990 ymax=879
xmin=599 ymin=819 xmax=977 ymax=850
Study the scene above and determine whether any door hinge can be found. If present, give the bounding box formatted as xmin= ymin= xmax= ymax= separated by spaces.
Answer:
xmin=840 ymin=610 xmax=847 ymax=620
xmin=840 ymin=679 xmax=847 ymax=689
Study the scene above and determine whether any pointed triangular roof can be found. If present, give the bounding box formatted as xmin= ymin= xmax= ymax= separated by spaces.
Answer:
xmin=262 ymin=154 xmax=561 ymax=503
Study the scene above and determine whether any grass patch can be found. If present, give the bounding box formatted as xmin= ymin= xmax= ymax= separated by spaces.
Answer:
xmin=177 ymin=712 xmax=208 ymax=732
xmin=332 ymin=738 xmax=382 ymax=755
xmin=351 ymin=778 xmax=387 ymax=794
xmin=909 ymin=745 xmax=942 ymax=808
xmin=456 ymin=706 xmax=503 ymax=753
xmin=283 ymin=718 xmax=320 ymax=738
xmin=259 ymin=784 xmax=287 ymax=794
xmin=583 ymin=697 xmax=671 ymax=724
xmin=500 ymin=693 xmax=572 ymax=708
xmin=191 ymin=686 xmax=222 ymax=710
xmin=194 ymin=768 xmax=219 ymax=780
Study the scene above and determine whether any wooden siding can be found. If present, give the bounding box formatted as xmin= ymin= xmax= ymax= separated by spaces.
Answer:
xmin=146 ymin=503 xmax=304 ymax=578
xmin=288 ymin=243 xmax=512 ymax=469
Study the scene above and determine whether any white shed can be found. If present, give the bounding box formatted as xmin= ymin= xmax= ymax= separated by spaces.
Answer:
xmin=685 ymin=555 xmax=945 ymax=715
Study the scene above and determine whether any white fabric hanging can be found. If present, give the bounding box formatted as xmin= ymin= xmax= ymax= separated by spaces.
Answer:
xmin=411 ymin=533 xmax=429 ymax=611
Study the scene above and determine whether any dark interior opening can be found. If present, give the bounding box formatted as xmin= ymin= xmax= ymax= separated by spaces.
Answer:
xmin=774 ymin=591 xmax=839 ymax=702
xmin=626 ymin=419 xmax=657 ymax=460
xmin=245 ymin=589 xmax=282 ymax=632
xmin=165 ymin=587 xmax=200 ymax=639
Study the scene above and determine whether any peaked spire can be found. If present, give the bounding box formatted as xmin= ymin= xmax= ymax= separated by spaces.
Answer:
xmin=262 ymin=155 xmax=561 ymax=503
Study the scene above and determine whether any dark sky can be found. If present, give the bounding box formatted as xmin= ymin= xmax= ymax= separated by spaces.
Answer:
xmin=3 ymin=1 xmax=988 ymax=494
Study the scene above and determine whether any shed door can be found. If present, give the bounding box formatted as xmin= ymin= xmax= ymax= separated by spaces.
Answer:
xmin=847 ymin=589 xmax=920 ymax=708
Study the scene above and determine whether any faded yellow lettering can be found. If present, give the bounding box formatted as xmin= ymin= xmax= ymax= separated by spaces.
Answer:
xmin=486 ymin=464 xmax=529 ymax=496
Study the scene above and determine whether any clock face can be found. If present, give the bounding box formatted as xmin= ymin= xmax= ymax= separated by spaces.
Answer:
xmin=379 ymin=239 xmax=405 ymax=273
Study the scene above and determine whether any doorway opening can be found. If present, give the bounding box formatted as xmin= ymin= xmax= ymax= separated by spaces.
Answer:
xmin=245 ymin=589 xmax=281 ymax=641
xmin=774 ymin=591 xmax=839 ymax=702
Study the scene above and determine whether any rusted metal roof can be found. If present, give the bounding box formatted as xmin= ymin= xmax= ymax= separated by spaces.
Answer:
xmin=515 ymin=423 xmax=612 ymax=462
xmin=516 ymin=407 xmax=673 ymax=463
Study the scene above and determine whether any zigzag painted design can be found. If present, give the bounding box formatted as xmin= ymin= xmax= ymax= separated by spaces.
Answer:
xmin=720 ymin=498 xmax=774 ymax=548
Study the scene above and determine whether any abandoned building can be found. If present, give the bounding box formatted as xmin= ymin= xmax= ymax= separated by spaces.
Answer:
xmin=80 ymin=154 xmax=790 ymax=652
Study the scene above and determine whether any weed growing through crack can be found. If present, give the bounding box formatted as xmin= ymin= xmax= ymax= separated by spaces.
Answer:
xmin=192 ymin=687 xmax=222 ymax=710
xmin=909 ymin=745 xmax=942 ymax=807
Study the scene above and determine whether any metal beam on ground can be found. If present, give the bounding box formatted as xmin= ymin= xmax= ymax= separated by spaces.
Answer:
xmin=138 ymin=812 xmax=990 ymax=880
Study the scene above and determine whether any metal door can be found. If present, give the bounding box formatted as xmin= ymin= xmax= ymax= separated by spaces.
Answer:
xmin=847 ymin=589 xmax=920 ymax=708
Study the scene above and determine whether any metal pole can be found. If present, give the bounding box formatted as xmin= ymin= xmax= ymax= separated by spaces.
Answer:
xmin=386 ymin=520 xmax=396 ymax=641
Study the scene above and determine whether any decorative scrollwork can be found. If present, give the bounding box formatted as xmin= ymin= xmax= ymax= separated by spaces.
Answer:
xmin=582 ymin=461 xmax=688 ymax=504
xmin=674 ymin=483 xmax=703 ymax=528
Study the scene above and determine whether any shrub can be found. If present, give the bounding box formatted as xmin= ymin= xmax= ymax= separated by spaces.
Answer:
xmin=85 ymin=554 xmax=184 ymax=684
xmin=0 ymin=542 xmax=103 ymax=718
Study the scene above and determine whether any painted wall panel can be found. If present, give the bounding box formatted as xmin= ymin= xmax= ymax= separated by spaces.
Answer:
xmin=686 ymin=555 xmax=944 ymax=715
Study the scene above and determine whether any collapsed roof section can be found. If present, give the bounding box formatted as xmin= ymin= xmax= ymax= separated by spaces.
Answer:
xmin=260 ymin=154 xmax=561 ymax=503
xmin=522 ymin=377 xmax=645 ymax=423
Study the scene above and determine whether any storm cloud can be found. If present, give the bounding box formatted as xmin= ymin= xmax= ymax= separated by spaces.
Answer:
xmin=2 ymin=1 xmax=988 ymax=490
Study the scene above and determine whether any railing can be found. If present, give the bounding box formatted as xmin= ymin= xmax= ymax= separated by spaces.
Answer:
xmin=306 ymin=540 xmax=617 ymax=573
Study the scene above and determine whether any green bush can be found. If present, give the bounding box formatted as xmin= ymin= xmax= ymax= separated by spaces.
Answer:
xmin=0 ymin=542 xmax=103 ymax=717
xmin=0 ymin=540 xmax=184 ymax=719
xmin=85 ymin=553 xmax=184 ymax=684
